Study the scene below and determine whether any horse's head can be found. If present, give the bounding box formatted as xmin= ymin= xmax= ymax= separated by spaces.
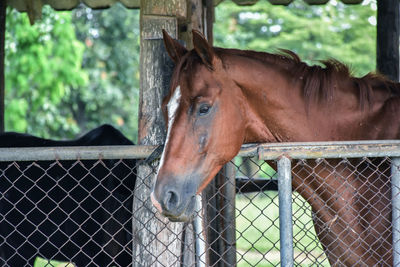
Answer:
xmin=151 ymin=30 xmax=246 ymax=222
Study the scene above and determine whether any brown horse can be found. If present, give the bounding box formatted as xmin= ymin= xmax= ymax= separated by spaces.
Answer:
xmin=151 ymin=29 xmax=400 ymax=266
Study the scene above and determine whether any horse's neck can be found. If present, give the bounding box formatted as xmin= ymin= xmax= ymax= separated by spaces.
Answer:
xmin=227 ymin=55 xmax=315 ymax=142
xmin=228 ymin=54 xmax=396 ymax=142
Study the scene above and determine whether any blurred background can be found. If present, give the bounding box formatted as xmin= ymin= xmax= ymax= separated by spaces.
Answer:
xmin=4 ymin=0 xmax=377 ymax=142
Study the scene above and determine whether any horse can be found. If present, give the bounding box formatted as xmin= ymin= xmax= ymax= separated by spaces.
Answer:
xmin=151 ymin=30 xmax=400 ymax=266
xmin=0 ymin=124 xmax=136 ymax=267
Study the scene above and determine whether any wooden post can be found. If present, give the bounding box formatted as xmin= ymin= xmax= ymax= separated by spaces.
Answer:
xmin=205 ymin=0 xmax=214 ymax=44
xmin=132 ymin=1 xmax=187 ymax=266
xmin=133 ymin=2 xmax=235 ymax=266
xmin=180 ymin=0 xmax=204 ymax=47
xmin=377 ymin=0 xmax=399 ymax=81
xmin=0 ymin=1 xmax=5 ymax=132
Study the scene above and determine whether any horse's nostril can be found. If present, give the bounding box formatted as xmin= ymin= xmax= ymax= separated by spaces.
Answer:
xmin=164 ymin=190 xmax=180 ymax=212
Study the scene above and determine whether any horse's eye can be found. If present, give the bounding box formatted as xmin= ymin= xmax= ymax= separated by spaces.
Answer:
xmin=198 ymin=104 xmax=211 ymax=116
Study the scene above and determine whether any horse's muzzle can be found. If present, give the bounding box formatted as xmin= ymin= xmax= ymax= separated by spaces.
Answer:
xmin=151 ymin=176 xmax=198 ymax=222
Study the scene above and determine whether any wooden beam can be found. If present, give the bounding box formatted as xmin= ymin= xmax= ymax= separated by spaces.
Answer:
xmin=0 ymin=1 xmax=5 ymax=132
xmin=205 ymin=0 xmax=214 ymax=44
xmin=377 ymin=0 xmax=399 ymax=81
xmin=132 ymin=1 xmax=186 ymax=267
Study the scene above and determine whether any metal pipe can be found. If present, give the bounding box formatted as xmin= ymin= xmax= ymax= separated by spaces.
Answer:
xmin=3 ymin=140 xmax=400 ymax=162
xmin=278 ymin=156 xmax=293 ymax=267
xmin=0 ymin=145 xmax=157 ymax=161
xmin=194 ymin=194 xmax=207 ymax=267
xmin=258 ymin=140 xmax=400 ymax=160
xmin=392 ymin=158 xmax=400 ymax=266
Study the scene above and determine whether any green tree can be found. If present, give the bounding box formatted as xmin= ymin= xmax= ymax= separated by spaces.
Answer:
xmin=214 ymin=0 xmax=377 ymax=76
xmin=70 ymin=4 xmax=140 ymax=142
xmin=5 ymin=4 xmax=140 ymax=141
xmin=5 ymin=2 xmax=376 ymax=140
xmin=5 ymin=6 xmax=88 ymax=138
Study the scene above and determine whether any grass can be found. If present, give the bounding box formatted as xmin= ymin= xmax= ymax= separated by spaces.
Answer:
xmin=233 ymin=156 xmax=330 ymax=266
xmin=235 ymin=191 xmax=331 ymax=267
xmin=34 ymin=257 xmax=75 ymax=267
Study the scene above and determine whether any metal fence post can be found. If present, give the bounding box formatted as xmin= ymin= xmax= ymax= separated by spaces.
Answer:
xmin=392 ymin=157 xmax=400 ymax=266
xmin=278 ymin=156 xmax=294 ymax=267
xmin=194 ymin=194 xmax=207 ymax=267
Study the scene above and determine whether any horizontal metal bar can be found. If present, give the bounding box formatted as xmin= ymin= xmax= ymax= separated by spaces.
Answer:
xmin=0 ymin=145 xmax=157 ymax=161
xmin=1 ymin=140 xmax=400 ymax=162
xmin=258 ymin=140 xmax=400 ymax=160
xmin=237 ymin=143 xmax=259 ymax=157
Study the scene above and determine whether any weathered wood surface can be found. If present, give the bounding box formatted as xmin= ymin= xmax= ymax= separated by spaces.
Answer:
xmin=377 ymin=0 xmax=399 ymax=82
xmin=182 ymin=0 xmax=203 ymax=48
xmin=205 ymin=0 xmax=214 ymax=44
xmin=141 ymin=0 xmax=186 ymax=18
xmin=132 ymin=1 xmax=184 ymax=266
xmin=141 ymin=15 xmax=177 ymax=40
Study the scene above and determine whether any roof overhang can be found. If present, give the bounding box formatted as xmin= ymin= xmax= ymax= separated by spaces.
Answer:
xmin=7 ymin=0 xmax=365 ymax=25
xmin=7 ymin=0 xmax=140 ymax=24
xmin=226 ymin=0 xmax=363 ymax=5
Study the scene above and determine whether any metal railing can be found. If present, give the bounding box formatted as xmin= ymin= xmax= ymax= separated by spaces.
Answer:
xmin=257 ymin=141 xmax=400 ymax=266
xmin=0 ymin=141 xmax=399 ymax=266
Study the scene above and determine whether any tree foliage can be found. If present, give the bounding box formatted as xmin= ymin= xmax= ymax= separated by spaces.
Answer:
xmin=70 ymin=5 xmax=140 ymax=141
xmin=5 ymin=6 xmax=87 ymax=138
xmin=214 ymin=0 xmax=377 ymax=76
xmin=5 ymin=1 xmax=377 ymax=138
xmin=5 ymin=5 xmax=140 ymax=140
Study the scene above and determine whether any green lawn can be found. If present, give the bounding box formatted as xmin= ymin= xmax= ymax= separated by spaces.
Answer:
xmin=34 ymin=257 xmax=75 ymax=267
xmin=236 ymin=191 xmax=330 ymax=267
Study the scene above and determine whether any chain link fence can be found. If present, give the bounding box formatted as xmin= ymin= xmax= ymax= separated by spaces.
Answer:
xmin=0 ymin=143 xmax=399 ymax=266
xmin=233 ymin=156 xmax=392 ymax=266
xmin=0 ymin=157 xmax=136 ymax=266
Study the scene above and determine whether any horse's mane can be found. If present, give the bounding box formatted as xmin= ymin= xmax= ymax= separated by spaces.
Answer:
xmin=216 ymin=47 xmax=400 ymax=109
xmin=171 ymin=46 xmax=400 ymax=109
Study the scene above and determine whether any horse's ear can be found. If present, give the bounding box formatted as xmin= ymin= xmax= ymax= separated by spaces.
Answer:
xmin=192 ymin=30 xmax=215 ymax=70
xmin=162 ymin=29 xmax=188 ymax=64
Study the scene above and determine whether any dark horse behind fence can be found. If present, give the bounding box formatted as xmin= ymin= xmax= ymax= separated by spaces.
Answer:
xmin=151 ymin=30 xmax=400 ymax=266
xmin=0 ymin=124 xmax=136 ymax=267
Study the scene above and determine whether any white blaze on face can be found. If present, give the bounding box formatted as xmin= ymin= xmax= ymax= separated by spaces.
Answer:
xmin=157 ymin=86 xmax=181 ymax=173
xmin=167 ymin=86 xmax=182 ymax=128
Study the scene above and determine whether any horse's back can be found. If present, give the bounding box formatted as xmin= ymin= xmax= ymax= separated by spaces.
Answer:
xmin=75 ymin=124 xmax=134 ymax=146
xmin=0 ymin=124 xmax=134 ymax=147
